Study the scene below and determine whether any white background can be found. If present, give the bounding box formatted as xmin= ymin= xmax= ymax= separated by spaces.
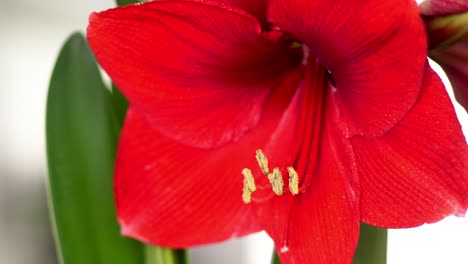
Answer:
xmin=0 ymin=0 xmax=466 ymax=263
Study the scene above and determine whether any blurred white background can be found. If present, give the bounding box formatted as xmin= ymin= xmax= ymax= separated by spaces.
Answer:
xmin=0 ymin=0 xmax=466 ymax=263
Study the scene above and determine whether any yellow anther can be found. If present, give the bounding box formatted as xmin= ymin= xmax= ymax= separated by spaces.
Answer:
xmin=242 ymin=168 xmax=256 ymax=204
xmin=288 ymin=41 xmax=302 ymax=48
xmin=255 ymin=149 xmax=269 ymax=175
xmin=267 ymin=167 xmax=284 ymax=196
xmin=242 ymin=168 xmax=256 ymax=192
xmin=242 ymin=187 xmax=252 ymax=204
xmin=287 ymin=167 xmax=299 ymax=195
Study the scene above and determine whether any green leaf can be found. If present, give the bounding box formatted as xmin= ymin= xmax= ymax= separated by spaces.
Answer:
xmin=46 ymin=32 xmax=144 ymax=264
xmin=111 ymin=84 xmax=129 ymax=126
xmin=353 ymin=223 xmax=387 ymax=264
xmin=145 ymin=246 xmax=188 ymax=264
xmin=116 ymin=0 xmax=145 ymax=6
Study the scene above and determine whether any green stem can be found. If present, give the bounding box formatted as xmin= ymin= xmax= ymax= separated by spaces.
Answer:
xmin=272 ymin=250 xmax=281 ymax=264
xmin=353 ymin=223 xmax=387 ymax=264
xmin=145 ymin=245 xmax=188 ymax=264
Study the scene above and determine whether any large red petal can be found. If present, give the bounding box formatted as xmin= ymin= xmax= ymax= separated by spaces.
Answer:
xmin=421 ymin=0 xmax=468 ymax=15
xmin=115 ymin=69 xmax=303 ymax=247
xmin=268 ymin=0 xmax=427 ymax=138
xmin=219 ymin=0 xmax=270 ymax=26
xmin=353 ymin=65 xmax=468 ymax=227
xmin=256 ymin=94 xmax=360 ymax=264
xmin=87 ymin=0 xmax=301 ymax=149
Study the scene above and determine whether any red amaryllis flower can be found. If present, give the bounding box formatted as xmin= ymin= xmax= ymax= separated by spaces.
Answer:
xmin=421 ymin=0 xmax=468 ymax=110
xmin=87 ymin=0 xmax=468 ymax=263
xmin=420 ymin=0 xmax=468 ymax=15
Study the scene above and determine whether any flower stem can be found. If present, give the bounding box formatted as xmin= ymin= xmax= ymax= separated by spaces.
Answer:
xmin=353 ymin=223 xmax=387 ymax=264
xmin=145 ymin=245 xmax=188 ymax=264
xmin=271 ymin=250 xmax=281 ymax=264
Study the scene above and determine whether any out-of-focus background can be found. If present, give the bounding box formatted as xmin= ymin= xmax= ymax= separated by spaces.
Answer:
xmin=0 ymin=0 xmax=466 ymax=263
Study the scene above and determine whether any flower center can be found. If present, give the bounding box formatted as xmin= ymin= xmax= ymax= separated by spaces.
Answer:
xmin=241 ymin=58 xmax=329 ymax=204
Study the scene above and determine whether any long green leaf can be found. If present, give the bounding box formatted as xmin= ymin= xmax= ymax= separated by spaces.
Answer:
xmin=116 ymin=0 xmax=145 ymax=6
xmin=111 ymin=84 xmax=129 ymax=126
xmin=46 ymin=32 xmax=144 ymax=264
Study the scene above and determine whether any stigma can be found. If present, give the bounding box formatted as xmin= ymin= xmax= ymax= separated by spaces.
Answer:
xmin=242 ymin=149 xmax=300 ymax=204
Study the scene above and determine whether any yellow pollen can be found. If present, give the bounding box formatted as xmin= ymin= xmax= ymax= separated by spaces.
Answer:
xmin=255 ymin=149 xmax=269 ymax=175
xmin=267 ymin=167 xmax=284 ymax=196
xmin=287 ymin=167 xmax=299 ymax=195
xmin=242 ymin=187 xmax=252 ymax=204
xmin=242 ymin=168 xmax=256 ymax=192
xmin=242 ymin=168 xmax=256 ymax=204
xmin=288 ymin=41 xmax=302 ymax=48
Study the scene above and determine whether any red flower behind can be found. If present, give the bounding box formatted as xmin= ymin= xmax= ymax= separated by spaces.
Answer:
xmin=421 ymin=0 xmax=468 ymax=111
xmin=87 ymin=0 xmax=468 ymax=263
xmin=421 ymin=0 xmax=468 ymax=15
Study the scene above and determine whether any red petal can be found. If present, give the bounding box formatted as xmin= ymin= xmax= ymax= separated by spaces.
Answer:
xmin=220 ymin=0 xmax=270 ymax=26
xmin=115 ymin=69 xmax=303 ymax=247
xmin=257 ymin=97 xmax=360 ymax=264
xmin=421 ymin=0 xmax=468 ymax=15
xmin=87 ymin=0 xmax=301 ymax=149
xmin=354 ymin=65 xmax=468 ymax=227
xmin=268 ymin=0 xmax=427 ymax=138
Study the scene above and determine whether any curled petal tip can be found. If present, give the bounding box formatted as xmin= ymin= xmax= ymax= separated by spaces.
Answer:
xmin=120 ymin=221 xmax=152 ymax=244
xmin=120 ymin=224 xmax=131 ymax=237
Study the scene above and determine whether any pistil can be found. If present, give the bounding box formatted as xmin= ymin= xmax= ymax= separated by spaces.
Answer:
xmin=290 ymin=59 xmax=328 ymax=193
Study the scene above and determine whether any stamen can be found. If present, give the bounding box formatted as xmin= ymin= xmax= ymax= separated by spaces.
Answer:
xmin=242 ymin=168 xmax=256 ymax=204
xmin=287 ymin=167 xmax=299 ymax=195
xmin=288 ymin=41 xmax=302 ymax=48
xmin=255 ymin=149 xmax=269 ymax=175
xmin=267 ymin=167 xmax=284 ymax=196
xmin=242 ymin=187 xmax=252 ymax=204
xmin=242 ymin=168 xmax=256 ymax=192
